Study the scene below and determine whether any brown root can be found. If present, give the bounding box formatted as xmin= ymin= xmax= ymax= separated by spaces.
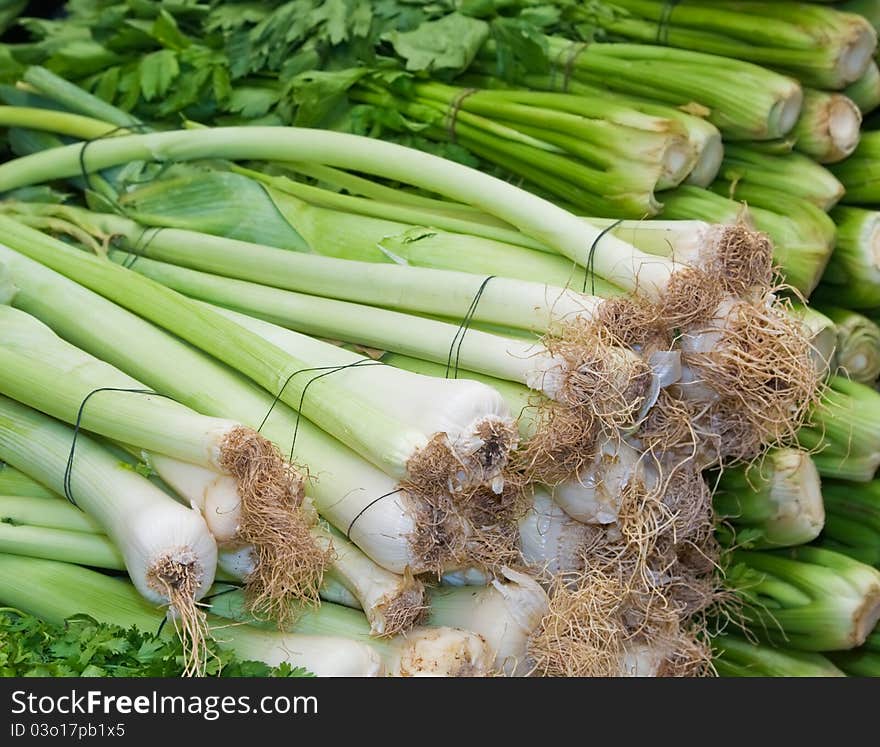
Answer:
xmin=542 ymin=318 xmax=653 ymax=429
xmin=219 ymin=427 xmax=330 ymax=623
xmin=658 ymin=266 xmax=728 ymax=330
xmin=146 ymin=552 xmax=211 ymax=677
xmin=514 ymin=397 xmax=599 ymax=486
xmin=528 ymin=454 xmax=720 ymax=677
xmin=595 ymin=295 xmax=667 ymax=349
xmin=705 ymin=224 xmax=774 ymax=297
xmin=375 ymin=569 xmax=428 ymax=637
xmin=681 ymin=294 xmax=822 ymax=458
xmin=407 ymin=420 xmax=518 ymax=497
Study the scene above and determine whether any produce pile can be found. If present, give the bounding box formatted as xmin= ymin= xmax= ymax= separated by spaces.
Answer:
xmin=0 ymin=0 xmax=879 ymax=677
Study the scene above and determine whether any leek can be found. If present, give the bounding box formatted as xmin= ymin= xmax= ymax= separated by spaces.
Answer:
xmin=0 ymin=554 xmax=383 ymax=677
xmin=0 ymin=220 xmax=518 ymax=499
xmin=208 ymin=589 xmax=493 ymax=677
xmin=727 ymin=546 xmax=880 ymax=650
xmin=713 ymin=448 xmax=824 ymax=548
xmin=0 ymin=240 xmax=472 ymax=574
xmin=0 ymin=463 xmax=54 ymax=498
xmin=518 ymin=487 xmax=595 ymax=576
xmin=0 ymin=396 xmax=217 ymax=670
xmin=121 ymin=252 xmax=652 ymax=430
xmin=0 ymin=303 xmax=326 ymax=615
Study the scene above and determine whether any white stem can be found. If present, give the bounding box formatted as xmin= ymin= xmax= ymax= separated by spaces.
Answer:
xmin=428 ymin=567 xmax=549 ymax=676
xmin=552 ymin=438 xmax=645 ymax=525
xmin=519 ymin=486 xmax=593 ymax=575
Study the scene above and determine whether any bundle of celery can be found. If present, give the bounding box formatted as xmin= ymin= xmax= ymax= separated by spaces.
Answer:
xmin=574 ymin=1 xmax=877 ymax=89
xmin=819 ymin=479 xmax=880 ymax=567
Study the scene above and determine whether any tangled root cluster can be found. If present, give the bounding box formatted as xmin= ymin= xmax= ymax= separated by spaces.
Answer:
xmin=219 ymin=427 xmax=330 ymax=623
xmin=527 ymin=458 xmax=721 ymax=677
xmin=146 ymin=552 xmax=211 ymax=678
xmin=682 ymin=294 xmax=822 ymax=461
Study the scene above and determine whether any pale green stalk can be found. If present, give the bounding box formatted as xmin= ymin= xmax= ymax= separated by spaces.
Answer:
xmin=0 ymin=122 xmax=684 ymax=299
xmin=0 ymin=554 xmax=383 ymax=676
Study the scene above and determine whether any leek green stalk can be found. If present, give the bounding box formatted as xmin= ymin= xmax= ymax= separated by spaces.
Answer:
xmin=46 ymin=206 xmax=602 ymax=338
xmin=0 ymin=120 xmax=686 ymax=299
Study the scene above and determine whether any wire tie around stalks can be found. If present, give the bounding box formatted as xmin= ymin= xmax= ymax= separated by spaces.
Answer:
xmin=656 ymin=0 xmax=682 ymax=45
xmin=117 ymin=226 xmax=166 ymax=269
xmin=77 ymin=123 xmax=151 ymax=197
xmin=346 ymin=488 xmax=404 ymax=540
xmin=64 ymin=387 xmax=179 ymax=507
xmin=583 ymin=220 xmax=623 ymax=294
xmin=445 ymin=87 xmax=479 ymax=144
xmin=257 ymin=359 xmax=386 ymax=462
xmin=551 ymin=42 xmax=589 ymax=93
xmin=445 ymin=275 xmax=496 ymax=379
